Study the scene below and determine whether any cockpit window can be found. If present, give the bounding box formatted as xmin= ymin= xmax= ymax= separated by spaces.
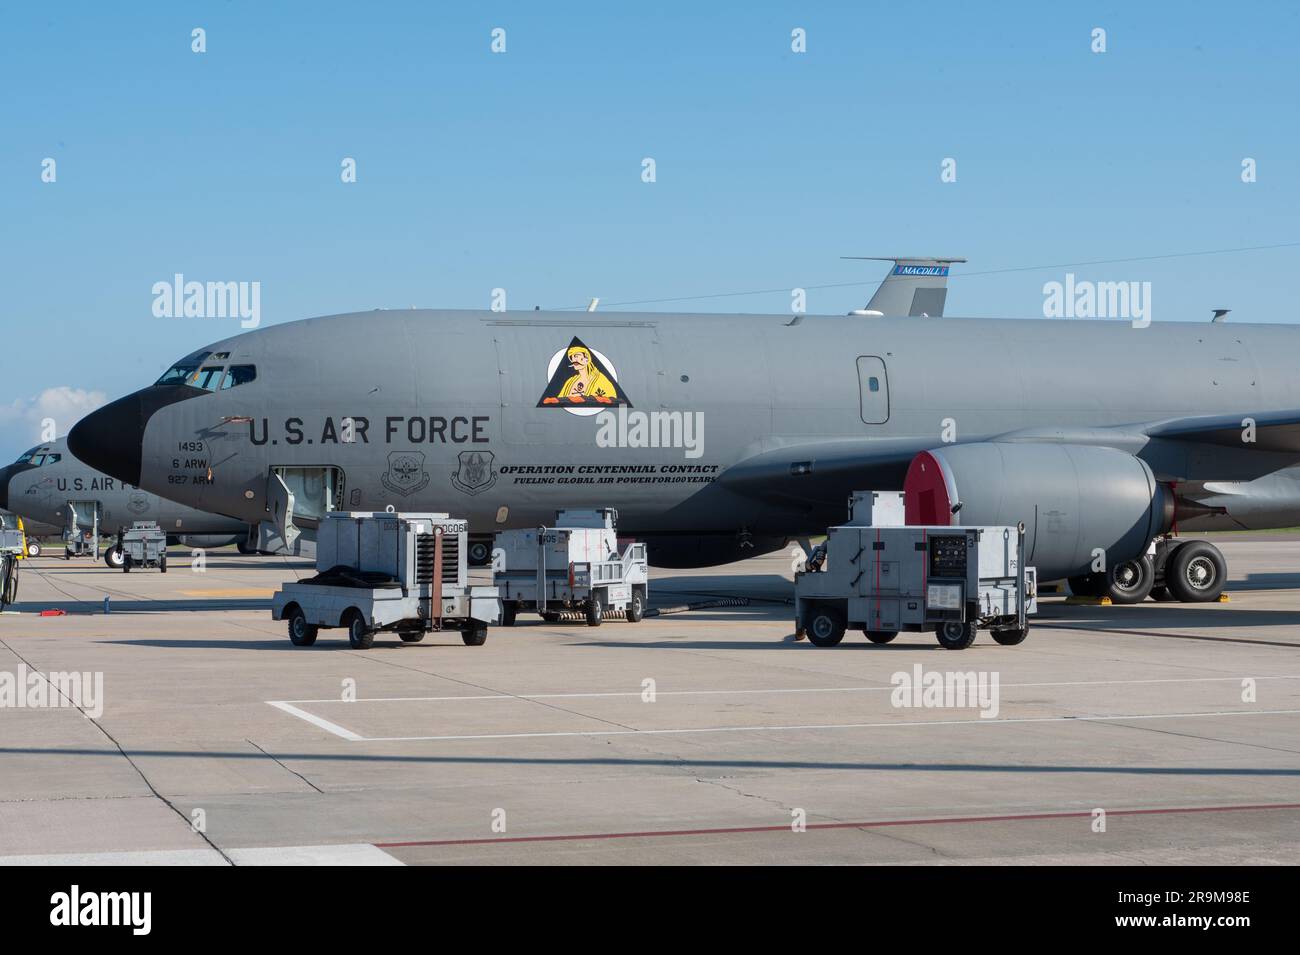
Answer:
xmin=156 ymin=351 xmax=212 ymax=385
xmin=220 ymin=365 xmax=257 ymax=389
xmin=192 ymin=366 xmax=227 ymax=391
xmin=13 ymin=448 xmax=59 ymax=466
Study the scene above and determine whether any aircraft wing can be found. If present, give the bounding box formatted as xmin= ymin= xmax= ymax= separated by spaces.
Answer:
xmin=719 ymin=409 xmax=1300 ymax=502
xmin=1140 ymin=409 xmax=1300 ymax=453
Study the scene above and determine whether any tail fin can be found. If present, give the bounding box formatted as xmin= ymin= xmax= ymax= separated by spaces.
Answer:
xmin=843 ymin=256 xmax=966 ymax=317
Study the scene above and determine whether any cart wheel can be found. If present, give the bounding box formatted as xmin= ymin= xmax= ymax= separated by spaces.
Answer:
xmin=991 ymin=626 xmax=1029 ymax=646
xmin=159 ymin=554 xmax=167 ymax=574
xmin=26 ymin=541 xmax=41 ymax=558
xmin=935 ymin=621 xmax=977 ymax=650
xmin=501 ymin=602 xmax=517 ymax=627
xmin=585 ymin=591 xmax=604 ymax=627
xmin=287 ymin=607 xmax=318 ymax=647
xmin=540 ymin=611 xmax=561 ymax=622
xmin=863 ymin=629 xmax=898 ymax=644
xmin=627 ymin=587 xmax=645 ymax=623
xmin=806 ymin=605 xmax=846 ymax=647
xmin=344 ymin=610 xmax=374 ymax=649
xmin=462 ymin=623 xmax=488 ymax=646
xmin=104 ymin=546 xmax=125 ymax=569
xmin=123 ymin=554 xmax=131 ymax=573
xmin=398 ymin=630 xmax=425 ymax=643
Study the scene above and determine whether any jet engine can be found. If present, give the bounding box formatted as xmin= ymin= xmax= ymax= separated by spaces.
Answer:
xmin=903 ymin=443 xmax=1175 ymax=580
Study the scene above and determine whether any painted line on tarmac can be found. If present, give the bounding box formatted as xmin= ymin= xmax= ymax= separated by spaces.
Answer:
xmin=266 ymin=701 xmax=365 ymax=741
xmin=0 ymin=843 xmax=404 ymax=866
xmin=375 ymin=801 xmax=1300 ymax=849
xmin=277 ymin=674 xmax=1300 ymax=705
xmin=268 ymin=703 xmax=1300 ymax=742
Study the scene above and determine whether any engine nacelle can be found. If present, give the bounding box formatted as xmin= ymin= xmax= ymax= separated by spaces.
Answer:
xmin=904 ymin=443 xmax=1174 ymax=580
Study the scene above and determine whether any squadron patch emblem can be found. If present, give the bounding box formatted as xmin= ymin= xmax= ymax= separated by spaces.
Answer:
xmin=451 ymin=450 xmax=497 ymax=496
xmin=537 ymin=337 xmax=631 ymax=417
xmin=381 ymin=450 xmax=429 ymax=496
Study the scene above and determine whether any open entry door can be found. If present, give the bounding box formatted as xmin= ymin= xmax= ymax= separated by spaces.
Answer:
xmin=64 ymin=500 xmax=102 ymax=557
xmin=267 ymin=473 xmax=299 ymax=549
xmin=257 ymin=466 xmax=343 ymax=554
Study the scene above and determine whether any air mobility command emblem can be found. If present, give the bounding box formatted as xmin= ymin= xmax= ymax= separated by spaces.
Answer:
xmin=537 ymin=337 xmax=631 ymax=417
xmin=451 ymin=450 xmax=497 ymax=495
xmin=382 ymin=451 xmax=429 ymax=496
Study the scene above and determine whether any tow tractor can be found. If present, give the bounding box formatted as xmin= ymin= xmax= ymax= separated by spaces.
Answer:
xmin=493 ymin=508 xmax=648 ymax=626
xmin=271 ymin=510 xmax=501 ymax=649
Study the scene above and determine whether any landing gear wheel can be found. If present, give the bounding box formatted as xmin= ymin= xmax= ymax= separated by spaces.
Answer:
xmin=344 ymin=610 xmax=374 ymax=649
xmin=863 ymin=629 xmax=898 ymax=644
xmin=467 ymin=539 xmax=492 ymax=568
xmin=26 ymin=541 xmax=41 ymax=558
xmin=806 ymin=605 xmax=847 ymax=647
xmin=627 ymin=587 xmax=645 ymax=623
xmin=462 ymin=623 xmax=488 ymax=646
xmin=287 ymin=608 xmax=318 ymax=647
xmin=104 ymin=546 xmax=125 ymax=569
xmin=237 ymin=538 xmax=256 ymax=555
xmin=1166 ymin=540 xmax=1227 ymax=603
xmin=935 ymin=620 xmax=977 ymax=650
xmin=1068 ymin=574 xmax=1102 ymax=597
xmin=398 ymin=630 xmax=425 ymax=643
xmin=585 ymin=591 xmax=604 ymax=627
xmin=991 ymin=626 xmax=1029 ymax=646
xmin=1105 ymin=555 xmax=1154 ymax=604
xmin=501 ymin=602 xmax=517 ymax=627
xmin=122 ymin=554 xmax=132 ymax=573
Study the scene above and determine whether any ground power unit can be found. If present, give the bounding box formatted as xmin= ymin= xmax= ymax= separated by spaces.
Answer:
xmin=795 ymin=522 xmax=1036 ymax=650
xmin=493 ymin=508 xmax=648 ymax=626
xmin=272 ymin=510 xmax=501 ymax=649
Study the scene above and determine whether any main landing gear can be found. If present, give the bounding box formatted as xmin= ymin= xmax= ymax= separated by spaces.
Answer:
xmin=1068 ymin=538 xmax=1226 ymax=604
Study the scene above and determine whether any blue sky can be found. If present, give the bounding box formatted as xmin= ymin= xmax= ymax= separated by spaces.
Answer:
xmin=2 ymin=1 xmax=1297 ymax=460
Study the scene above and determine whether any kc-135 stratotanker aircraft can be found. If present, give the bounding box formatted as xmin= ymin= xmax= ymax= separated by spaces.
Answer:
xmin=64 ymin=259 xmax=1300 ymax=603
xmin=0 ymin=436 xmax=249 ymax=565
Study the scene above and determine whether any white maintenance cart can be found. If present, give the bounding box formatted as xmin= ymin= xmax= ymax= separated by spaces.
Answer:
xmin=493 ymin=508 xmax=648 ymax=626
xmin=795 ymin=492 xmax=1036 ymax=649
xmin=271 ymin=511 xmax=501 ymax=649
xmin=120 ymin=521 xmax=168 ymax=573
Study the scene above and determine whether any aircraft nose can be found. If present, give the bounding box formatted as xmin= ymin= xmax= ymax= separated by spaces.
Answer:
xmin=68 ymin=393 xmax=147 ymax=487
xmin=0 ymin=464 xmax=11 ymax=510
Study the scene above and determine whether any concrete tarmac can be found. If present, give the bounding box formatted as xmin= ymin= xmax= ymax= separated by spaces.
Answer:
xmin=1 ymin=539 xmax=1298 ymax=865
